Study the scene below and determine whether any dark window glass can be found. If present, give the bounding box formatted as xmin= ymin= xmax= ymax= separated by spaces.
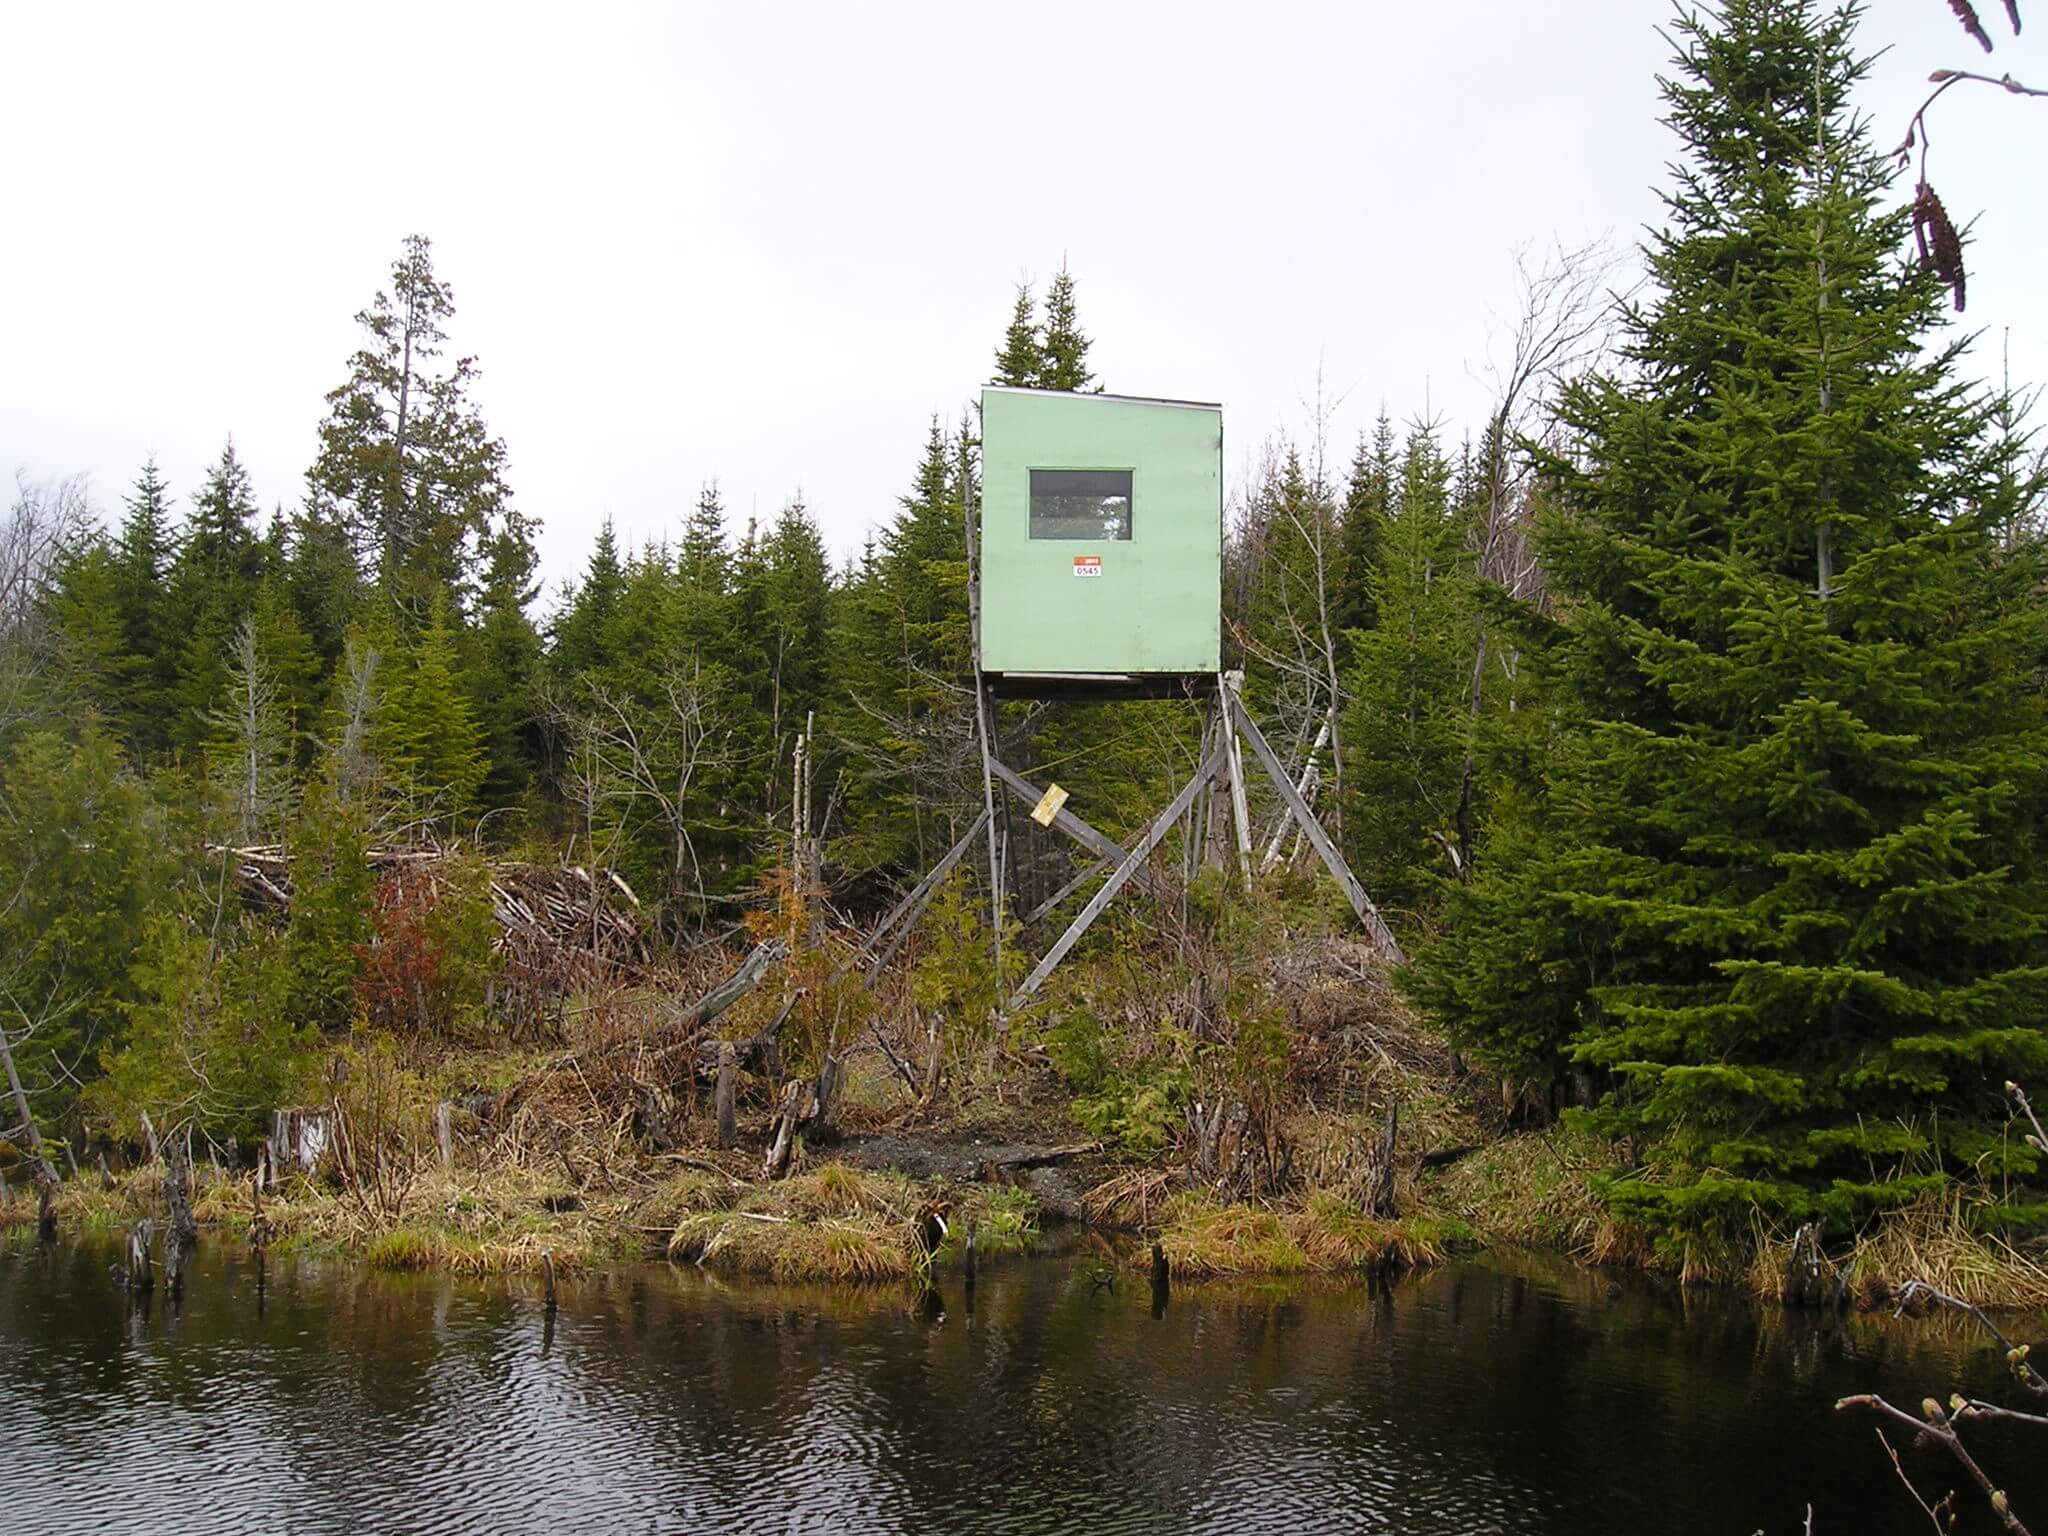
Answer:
xmin=1029 ymin=469 xmax=1132 ymax=541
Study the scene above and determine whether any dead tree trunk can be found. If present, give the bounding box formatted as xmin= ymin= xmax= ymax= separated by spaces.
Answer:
xmin=165 ymin=1135 xmax=198 ymax=1248
xmin=1367 ymin=1098 xmax=1400 ymax=1218
xmin=761 ymin=1080 xmax=806 ymax=1180
xmin=126 ymin=1221 xmax=155 ymax=1294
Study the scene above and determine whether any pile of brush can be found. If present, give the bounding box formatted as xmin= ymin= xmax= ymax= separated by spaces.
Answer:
xmin=211 ymin=843 xmax=653 ymax=972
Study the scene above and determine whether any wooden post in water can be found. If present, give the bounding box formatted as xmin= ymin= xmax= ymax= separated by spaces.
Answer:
xmin=541 ymin=1248 xmax=558 ymax=1313
xmin=963 ymin=1219 xmax=977 ymax=1285
xmin=249 ymin=1171 xmax=272 ymax=1302
xmin=163 ymin=1224 xmax=187 ymax=1300
xmin=165 ymin=1135 xmax=198 ymax=1248
xmin=127 ymin=1220 xmax=154 ymax=1294
xmin=715 ymin=1042 xmax=737 ymax=1152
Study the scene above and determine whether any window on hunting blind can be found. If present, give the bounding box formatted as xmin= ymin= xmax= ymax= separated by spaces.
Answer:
xmin=1029 ymin=469 xmax=1132 ymax=541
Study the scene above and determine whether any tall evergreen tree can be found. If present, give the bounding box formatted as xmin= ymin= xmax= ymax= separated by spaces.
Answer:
xmin=1412 ymin=0 xmax=2048 ymax=1246
xmin=168 ymin=441 xmax=270 ymax=755
xmin=281 ymin=498 xmax=364 ymax=678
xmin=468 ymin=517 xmax=544 ymax=810
xmin=378 ymin=586 xmax=486 ymax=816
xmin=1333 ymin=413 xmax=1397 ymax=640
xmin=992 ymin=282 xmax=1041 ymax=387
xmin=112 ymin=458 xmax=177 ymax=750
xmin=1341 ymin=421 xmax=1475 ymax=913
xmin=550 ymin=517 xmax=625 ymax=680
xmin=46 ymin=534 xmax=134 ymax=726
xmin=308 ymin=234 xmax=526 ymax=612
xmin=1038 ymin=263 xmax=1096 ymax=393
xmin=677 ymin=483 xmax=734 ymax=664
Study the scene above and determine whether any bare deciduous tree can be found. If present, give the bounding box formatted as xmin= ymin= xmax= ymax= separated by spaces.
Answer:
xmin=0 ymin=473 xmax=94 ymax=744
xmin=544 ymin=662 xmax=743 ymax=919
xmin=1450 ymin=238 xmax=1622 ymax=876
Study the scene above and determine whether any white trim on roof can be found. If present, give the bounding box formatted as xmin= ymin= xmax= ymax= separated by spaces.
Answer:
xmin=982 ymin=385 xmax=1221 ymax=411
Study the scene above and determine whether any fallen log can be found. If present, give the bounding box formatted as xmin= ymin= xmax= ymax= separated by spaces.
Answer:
xmin=1417 ymin=1143 xmax=1479 ymax=1170
xmin=980 ymin=1141 xmax=1102 ymax=1173
xmin=681 ymin=940 xmax=789 ymax=1032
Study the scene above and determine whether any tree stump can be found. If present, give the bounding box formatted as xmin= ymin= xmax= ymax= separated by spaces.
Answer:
xmin=126 ymin=1221 xmax=154 ymax=1294
xmin=165 ymin=1137 xmax=198 ymax=1248
xmin=715 ymin=1043 xmax=737 ymax=1152
xmin=1366 ymin=1098 xmax=1400 ymax=1218
xmin=761 ymin=1080 xmax=807 ymax=1180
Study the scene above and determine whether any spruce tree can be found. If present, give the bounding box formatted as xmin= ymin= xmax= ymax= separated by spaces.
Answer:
xmin=1333 ymin=414 xmax=1396 ymax=639
xmin=113 ymin=458 xmax=177 ymax=750
xmin=676 ymin=483 xmax=734 ymax=665
xmin=282 ymin=499 xmax=365 ymax=677
xmin=1037 ymin=263 xmax=1096 ymax=393
xmin=992 ymin=281 xmax=1041 ymax=387
xmin=468 ymin=519 xmax=544 ymax=810
xmin=1341 ymin=421 xmax=1475 ymax=913
xmin=550 ymin=517 xmax=625 ymax=679
xmin=1413 ymin=0 xmax=2048 ymax=1246
xmin=378 ymin=586 xmax=486 ymax=815
xmin=168 ymin=441 xmax=269 ymax=755
xmin=48 ymin=542 xmax=137 ymax=727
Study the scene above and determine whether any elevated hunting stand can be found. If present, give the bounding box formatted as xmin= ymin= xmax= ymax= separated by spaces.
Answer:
xmin=860 ymin=386 xmax=1400 ymax=1006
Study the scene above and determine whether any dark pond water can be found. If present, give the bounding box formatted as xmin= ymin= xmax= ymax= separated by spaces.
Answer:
xmin=2 ymin=1236 xmax=2044 ymax=1534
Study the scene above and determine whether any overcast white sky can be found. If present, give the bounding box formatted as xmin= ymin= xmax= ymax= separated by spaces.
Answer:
xmin=3 ymin=1 xmax=2040 ymax=608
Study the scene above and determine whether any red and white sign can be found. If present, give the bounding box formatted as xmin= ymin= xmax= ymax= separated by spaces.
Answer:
xmin=1072 ymin=556 xmax=1103 ymax=578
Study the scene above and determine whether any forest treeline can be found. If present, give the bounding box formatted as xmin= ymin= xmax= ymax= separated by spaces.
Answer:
xmin=3 ymin=0 xmax=2045 ymax=1255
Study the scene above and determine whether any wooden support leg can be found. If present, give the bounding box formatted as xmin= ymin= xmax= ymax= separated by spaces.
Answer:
xmin=1016 ymin=739 xmax=1227 ymax=999
xmin=971 ymin=674 xmax=1007 ymax=1013
xmin=1228 ymin=692 xmax=1403 ymax=963
xmin=1219 ymin=673 xmax=1254 ymax=883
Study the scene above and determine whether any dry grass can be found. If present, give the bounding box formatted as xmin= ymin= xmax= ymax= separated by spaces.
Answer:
xmin=20 ymin=1154 xmax=636 ymax=1273
xmin=1147 ymin=1189 xmax=1471 ymax=1278
xmin=661 ymin=1162 xmax=1042 ymax=1283
xmin=669 ymin=1208 xmax=916 ymax=1281
xmin=1839 ymin=1188 xmax=2048 ymax=1311
xmin=1083 ymin=1168 xmax=1169 ymax=1229
xmin=1426 ymin=1124 xmax=1616 ymax=1253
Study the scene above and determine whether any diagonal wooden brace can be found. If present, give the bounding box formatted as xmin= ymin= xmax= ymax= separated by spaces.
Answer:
xmin=1015 ymin=738 xmax=1228 ymax=999
xmin=844 ymin=808 xmax=991 ymax=987
xmin=1022 ymin=857 xmax=1109 ymax=925
xmin=988 ymin=758 xmax=1171 ymax=900
xmin=1228 ymin=693 xmax=1403 ymax=963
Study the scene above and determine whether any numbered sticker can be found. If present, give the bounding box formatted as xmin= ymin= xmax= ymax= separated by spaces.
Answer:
xmin=1072 ymin=556 xmax=1102 ymax=578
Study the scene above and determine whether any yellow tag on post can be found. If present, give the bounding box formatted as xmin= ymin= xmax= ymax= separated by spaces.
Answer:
xmin=1031 ymin=783 xmax=1070 ymax=827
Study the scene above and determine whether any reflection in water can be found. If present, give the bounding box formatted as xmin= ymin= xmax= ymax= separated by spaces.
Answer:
xmin=1 ymin=1237 xmax=2043 ymax=1534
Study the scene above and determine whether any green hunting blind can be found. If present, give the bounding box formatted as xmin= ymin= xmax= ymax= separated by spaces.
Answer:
xmin=851 ymin=381 xmax=1399 ymax=1012
xmin=977 ymin=386 xmax=1222 ymax=690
